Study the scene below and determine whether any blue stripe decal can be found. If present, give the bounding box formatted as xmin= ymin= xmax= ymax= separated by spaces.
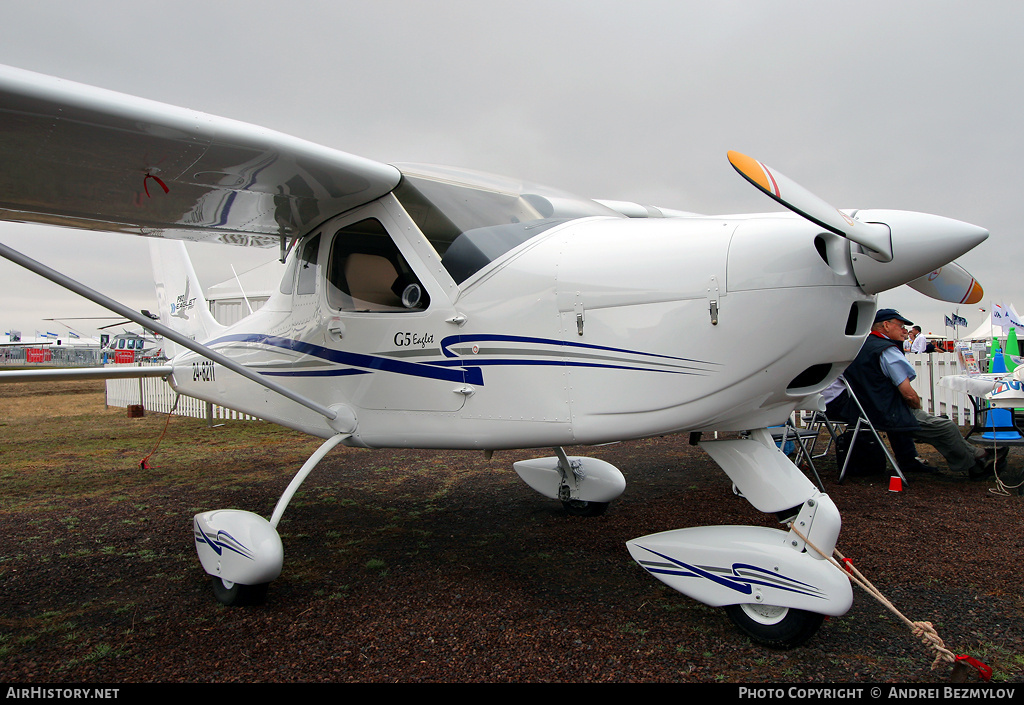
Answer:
xmin=206 ymin=333 xmax=713 ymax=385
xmin=194 ymin=527 xmax=254 ymax=561
xmin=261 ymin=368 xmax=371 ymax=378
xmin=637 ymin=547 xmax=824 ymax=600
xmin=439 ymin=358 xmax=700 ymax=375
xmin=207 ymin=333 xmax=483 ymax=385
xmin=439 ymin=333 xmax=716 ymax=365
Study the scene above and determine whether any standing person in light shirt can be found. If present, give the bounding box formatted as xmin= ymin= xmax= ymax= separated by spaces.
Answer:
xmin=906 ymin=325 xmax=930 ymax=353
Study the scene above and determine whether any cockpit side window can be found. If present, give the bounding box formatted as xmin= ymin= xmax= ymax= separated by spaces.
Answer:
xmin=327 ymin=219 xmax=429 ymax=313
xmin=295 ymin=234 xmax=321 ymax=296
xmin=392 ymin=167 xmax=620 ymax=285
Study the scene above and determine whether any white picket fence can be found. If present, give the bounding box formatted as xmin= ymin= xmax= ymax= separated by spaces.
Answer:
xmin=105 ymin=354 xmax=975 ymax=428
xmin=907 ymin=352 xmax=973 ymax=424
xmin=104 ymin=362 xmax=260 ymax=422
xmin=790 ymin=352 xmax=972 ymax=427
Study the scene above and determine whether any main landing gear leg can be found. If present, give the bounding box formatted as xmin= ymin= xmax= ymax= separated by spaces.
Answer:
xmin=193 ymin=433 xmax=350 ymax=606
xmin=626 ymin=428 xmax=852 ymax=648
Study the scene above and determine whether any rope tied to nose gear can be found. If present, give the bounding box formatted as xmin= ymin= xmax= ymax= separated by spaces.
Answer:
xmin=139 ymin=394 xmax=180 ymax=470
xmin=987 ymin=436 xmax=1024 ymax=497
xmin=789 ymin=524 xmax=991 ymax=680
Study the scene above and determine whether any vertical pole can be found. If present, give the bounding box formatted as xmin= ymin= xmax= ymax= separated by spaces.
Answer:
xmin=927 ymin=354 xmax=935 ymax=415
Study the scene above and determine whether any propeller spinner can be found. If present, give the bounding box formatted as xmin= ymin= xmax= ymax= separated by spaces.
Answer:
xmin=727 ymin=151 xmax=988 ymax=303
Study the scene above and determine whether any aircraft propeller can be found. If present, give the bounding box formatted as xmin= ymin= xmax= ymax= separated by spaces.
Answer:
xmin=905 ymin=262 xmax=984 ymax=305
xmin=727 ymin=151 xmax=987 ymax=304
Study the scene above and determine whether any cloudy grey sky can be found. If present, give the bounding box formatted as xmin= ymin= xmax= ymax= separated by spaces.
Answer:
xmin=1 ymin=1 xmax=1021 ymax=339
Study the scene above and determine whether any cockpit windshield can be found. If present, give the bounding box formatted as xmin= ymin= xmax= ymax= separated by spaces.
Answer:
xmin=393 ymin=164 xmax=621 ymax=284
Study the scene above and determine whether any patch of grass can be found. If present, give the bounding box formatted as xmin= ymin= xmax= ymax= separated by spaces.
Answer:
xmin=968 ymin=641 xmax=1024 ymax=681
xmin=83 ymin=643 xmax=119 ymax=663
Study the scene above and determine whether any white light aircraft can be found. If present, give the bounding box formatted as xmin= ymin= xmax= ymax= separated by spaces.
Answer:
xmin=0 ymin=65 xmax=988 ymax=648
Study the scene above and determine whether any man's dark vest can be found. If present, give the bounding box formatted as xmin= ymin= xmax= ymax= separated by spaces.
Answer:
xmin=841 ymin=333 xmax=920 ymax=432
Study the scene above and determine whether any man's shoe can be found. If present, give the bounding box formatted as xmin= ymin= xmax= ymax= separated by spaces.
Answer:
xmin=969 ymin=457 xmax=990 ymax=480
xmin=985 ymin=446 xmax=1010 ymax=470
xmin=970 ymin=447 xmax=1010 ymax=479
xmin=905 ymin=459 xmax=938 ymax=473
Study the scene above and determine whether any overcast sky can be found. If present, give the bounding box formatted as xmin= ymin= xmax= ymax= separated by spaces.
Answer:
xmin=1 ymin=1 xmax=1021 ymax=339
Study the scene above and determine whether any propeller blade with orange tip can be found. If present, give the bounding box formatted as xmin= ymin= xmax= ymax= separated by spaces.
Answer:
xmin=907 ymin=262 xmax=984 ymax=304
xmin=727 ymin=151 xmax=989 ymax=300
xmin=727 ymin=150 xmax=893 ymax=260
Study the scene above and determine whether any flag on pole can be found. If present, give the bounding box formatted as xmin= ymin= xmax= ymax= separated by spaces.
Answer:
xmin=1008 ymin=303 xmax=1024 ymax=330
xmin=992 ymin=303 xmax=1010 ymax=330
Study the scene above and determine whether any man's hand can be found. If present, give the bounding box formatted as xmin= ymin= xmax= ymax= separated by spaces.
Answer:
xmin=897 ymin=378 xmax=921 ymax=410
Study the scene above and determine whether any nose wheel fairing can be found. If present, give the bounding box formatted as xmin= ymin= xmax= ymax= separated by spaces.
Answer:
xmin=626 ymin=523 xmax=852 ymax=616
xmin=627 ymin=428 xmax=852 ymax=643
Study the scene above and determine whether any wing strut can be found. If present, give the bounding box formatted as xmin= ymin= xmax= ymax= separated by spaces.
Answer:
xmin=0 ymin=241 xmax=338 ymax=422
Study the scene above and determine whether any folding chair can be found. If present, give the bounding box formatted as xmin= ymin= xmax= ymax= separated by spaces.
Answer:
xmin=768 ymin=418 xmax=825 ymax=490
xmin=805 ymin=410 xmax=847 ymax=461
xmin=833 ymin=377 xmax=907 ymax=485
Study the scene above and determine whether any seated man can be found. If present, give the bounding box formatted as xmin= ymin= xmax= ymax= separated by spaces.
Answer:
xmin=833 ymin=309 xmax=1005 ymax=477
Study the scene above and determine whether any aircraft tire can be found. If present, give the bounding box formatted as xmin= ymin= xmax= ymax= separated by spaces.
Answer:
xmin=211 ymin=576 xmax=269 ymax=606
xmin=561 ymin=500 xmax=609 ymax=517
xmin=724 ymin=603 xmax=824 ymax=649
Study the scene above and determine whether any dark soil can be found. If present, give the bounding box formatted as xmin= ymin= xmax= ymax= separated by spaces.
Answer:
xmin=1 ymin=381 xmax=1022 ymax=683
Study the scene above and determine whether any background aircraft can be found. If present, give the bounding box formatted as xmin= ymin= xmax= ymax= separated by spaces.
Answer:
xmin=103 ymin=331 xmax=162 ymax=362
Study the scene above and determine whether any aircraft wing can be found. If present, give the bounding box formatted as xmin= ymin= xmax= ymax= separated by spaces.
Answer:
xmin=0 ymin=65 xmax=400 ymax=247
xmin=0 ymin=365 xmax=174 ymax=383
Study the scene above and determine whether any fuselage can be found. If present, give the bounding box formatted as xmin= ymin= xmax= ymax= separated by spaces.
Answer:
xmin=166 ymin=166 xmax=876 ymax=450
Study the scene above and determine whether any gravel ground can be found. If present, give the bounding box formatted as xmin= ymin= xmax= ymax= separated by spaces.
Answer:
xmin=1 ymin=382 xmax=1022 ymax=683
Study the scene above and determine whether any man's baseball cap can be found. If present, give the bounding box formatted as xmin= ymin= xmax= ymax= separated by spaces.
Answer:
xmin=874 ymin=308 xmax=913 ymax=325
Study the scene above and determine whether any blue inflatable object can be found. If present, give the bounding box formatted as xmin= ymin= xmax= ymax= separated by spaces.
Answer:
xmin=981 ymin=407 xmax=1021 ymax=440
xmin=991 ymin=347 xmax=1007 ymax=374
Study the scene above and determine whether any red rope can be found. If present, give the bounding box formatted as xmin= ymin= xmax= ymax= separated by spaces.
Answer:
xmin=139 ymin=396 xmax=179 ymax=469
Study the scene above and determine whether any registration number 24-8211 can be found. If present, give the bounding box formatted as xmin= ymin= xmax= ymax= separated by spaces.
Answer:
xmin=192 ymin=360 xmax=216 ymax=382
